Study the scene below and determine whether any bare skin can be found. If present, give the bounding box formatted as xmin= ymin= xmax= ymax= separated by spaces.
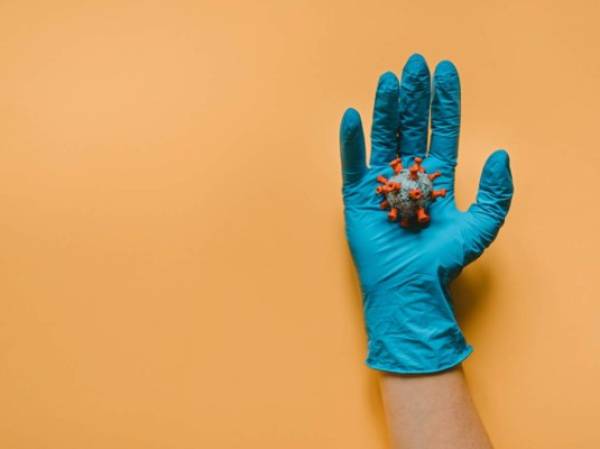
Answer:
xmin=380 ymin=367 xmax=492 ymax=449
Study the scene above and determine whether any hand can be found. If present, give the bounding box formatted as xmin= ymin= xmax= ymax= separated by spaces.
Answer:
xmin=339 ymin=54 xmax=514 ymax=374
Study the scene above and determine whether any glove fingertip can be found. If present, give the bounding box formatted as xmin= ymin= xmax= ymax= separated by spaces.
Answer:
xmin=340 ymin=108 xmax=362 ymax=140
xmin=434 ymin=59 xmax=459 ymax=79
xmin=482 ymin=149 xmax=514 ymax=195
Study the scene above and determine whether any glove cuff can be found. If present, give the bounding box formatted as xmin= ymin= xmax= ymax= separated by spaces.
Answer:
xmin=362 ymin=279 xmax=472 ymax=374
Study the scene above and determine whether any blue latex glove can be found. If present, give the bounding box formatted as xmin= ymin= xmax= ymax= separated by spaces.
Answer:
xmin=339 ymin=54 xmax=514 ymax=374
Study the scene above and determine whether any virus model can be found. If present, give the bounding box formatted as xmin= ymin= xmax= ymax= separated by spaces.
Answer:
xmin=376 ymin=156 xmax=446 ymax=228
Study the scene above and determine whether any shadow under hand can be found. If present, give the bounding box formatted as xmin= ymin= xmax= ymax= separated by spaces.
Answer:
xmin=451 ymin=262 xmax=495 ymax=330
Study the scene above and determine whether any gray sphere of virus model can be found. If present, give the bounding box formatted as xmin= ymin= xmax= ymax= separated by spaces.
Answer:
xmin=376 ymin=157 xmax=446 ymax=228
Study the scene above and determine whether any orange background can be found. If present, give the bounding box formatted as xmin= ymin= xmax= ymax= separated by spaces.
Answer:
xmin=1 ymin=1 xmax=599 ymax=448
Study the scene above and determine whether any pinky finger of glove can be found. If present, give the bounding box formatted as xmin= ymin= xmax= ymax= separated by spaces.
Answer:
xmin=339 ymin=108 xmax=367 ymax=185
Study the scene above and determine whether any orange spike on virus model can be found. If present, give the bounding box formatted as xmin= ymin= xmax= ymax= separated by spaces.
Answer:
xmin=376 ymin=156 xmax=446 ymax=228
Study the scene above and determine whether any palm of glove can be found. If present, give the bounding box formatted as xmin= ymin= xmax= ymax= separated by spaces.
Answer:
xmin=344 ymin=155 xmax=467 ymax=294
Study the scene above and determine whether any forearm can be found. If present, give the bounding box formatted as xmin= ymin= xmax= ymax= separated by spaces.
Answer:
xmin=380 ymin=366 xmax=492 ymax=449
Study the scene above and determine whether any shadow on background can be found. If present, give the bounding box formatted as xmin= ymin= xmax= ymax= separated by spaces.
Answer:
xmin=452 ymin=261 xmax=494 ymax=329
